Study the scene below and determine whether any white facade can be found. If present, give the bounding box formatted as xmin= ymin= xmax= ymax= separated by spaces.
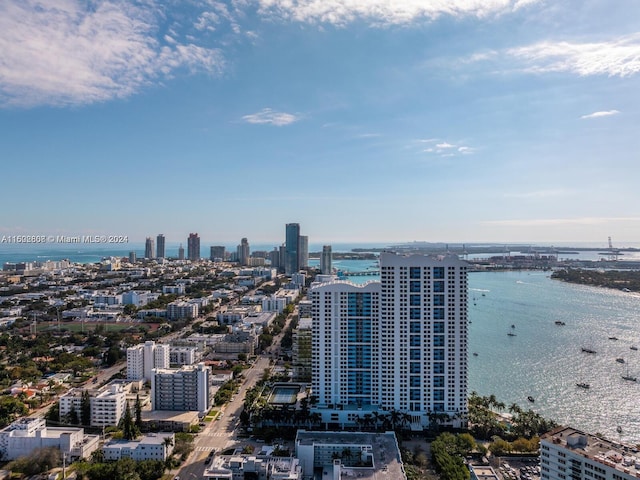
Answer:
xmin=0 ymin=418 xmax=99 ymax=461
xmin=151 ymin=363 xmax=210 ymax=415
xmin=103 ymin=433 xmax=175 ymax=462
xmin=59 ymin=384 xmax=127 ymax=427
xmin=310 ymin=252 xmax=468 ymax=430
xmin=127 ymin=341 xmax=170 ymax=382
xmin=541 ymin=426 xmax=640 ymax=480
xmin=169 ymin=346 xmax=198 ymax=366
xmin=91 ymin=384 xmax=127 ymax=427
xmin=167 ymin=301 xmax=198 ymax=320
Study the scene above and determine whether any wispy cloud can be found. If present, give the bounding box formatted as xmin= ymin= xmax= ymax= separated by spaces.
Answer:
xmin=254 ymin=0 xmax=543 ymax=25
xmin=241 ymin=108 xmax=300 ymax=126
xmin=580 ymin=110 xmax=621 ymax=119
xmin=505 ymin=34 xmax=640 ymax=77
xmin=0 ymin=0 xmax=224 ymax=107
xmin=417 ymin=138 xmax=475 ymax=157
xmin=482 ymin=217 xmax=640 ymax=227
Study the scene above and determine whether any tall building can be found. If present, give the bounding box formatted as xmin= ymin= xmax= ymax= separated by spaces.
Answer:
xmin=187 ymin=233 xmax=200 ymax=261
xmin=126 ymin=341 xmax=170 ymax=382
xmin=541 ymin=426 xmax=640 ymax=480
xmin=144 ymin=237 xmax=155 ymax=259
xmin=310 ymin=252 xmax=468 ymax=430
xmin=298 ymin=235 xmax=309 ymax=269
xmin=128 ymin=251 xmax=137 ymax=264
xmin=178 ymin=244 xmax=185 ymax=260
xmin=237 ymin=237 xmax=250 ymax=266
xmin=269 ymin=247 xmax=281 ymax=270
xmin=320 ymin=245 xmax=332 ymax=274
xmin=156 ymin=234 xmax=165 ymax=259
xmin=150 ymin=363 xmax=210 ymax=414
xmin=210 ymin=245 xmax=226 ymax=261
xmin=285 ymin=223 xmax=300 ymax=275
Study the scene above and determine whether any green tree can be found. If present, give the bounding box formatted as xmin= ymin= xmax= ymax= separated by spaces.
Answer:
xmin=81 ymin=390 xmax=91 ymax=426
xmin=121 ymin=403 xmax=139 ymax=440
xmin=134 ymin=394 xmax=143 ymax=428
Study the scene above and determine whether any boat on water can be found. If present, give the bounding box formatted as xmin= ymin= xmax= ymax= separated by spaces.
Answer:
xmin=527 ymin=396 xmax=535 ymax=403
xmin=581 ymin=348 xmax=597 ymax=354
xmin=609 ymin=336 xmax=619 ymax=341
xmin=622 ymin=365 xmax=637 ymax=382
xmin=576 ymin=382 xmax=590 ymax=389
xmin=555 ymin=321 xmax=566 ymax=326
xmin=631 ymin=346 xmax=638 ymax=351
xmin=616 ymin=358 xmax=625 ymax=364
xmin=473 ymin=352 xmax=479 ymax=357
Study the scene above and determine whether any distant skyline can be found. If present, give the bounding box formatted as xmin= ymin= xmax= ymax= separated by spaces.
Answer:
xmin=1 ymin=1 xmax=639 ymax=245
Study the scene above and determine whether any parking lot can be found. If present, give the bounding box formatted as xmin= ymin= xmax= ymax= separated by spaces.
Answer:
xmin=497 ymin=457 xmax=541 ymax=480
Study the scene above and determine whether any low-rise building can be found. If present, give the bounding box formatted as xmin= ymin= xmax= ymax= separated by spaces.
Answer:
xmin=103 ymin=433 xmax=175 ymax=462
xmin=295 ymin=430 xmax=406 ymax=480
xmin=205 ymin=455 xmax=302 ymax=480
xmin=0 ymin=417 xmax=100 ymax=461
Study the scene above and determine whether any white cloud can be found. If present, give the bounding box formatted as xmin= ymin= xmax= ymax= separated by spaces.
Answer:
xmin=0 ymin=0 xmax=224 ymax=107
xmin=241 ymin=108 xmax=300 ymax=126
xmin=436 ymin=142 xmax=456 ymax=149
xmin=580 ymin=110 xmax=621 ymax=119
xmin=254 ymin=0 xmax=542 ymax=25
xmin=506 ymin=34 xmax=640 ymax=77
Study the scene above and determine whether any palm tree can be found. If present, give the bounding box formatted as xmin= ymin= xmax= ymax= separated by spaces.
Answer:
xmin=162 ymin=436 xmax=174 ymax=459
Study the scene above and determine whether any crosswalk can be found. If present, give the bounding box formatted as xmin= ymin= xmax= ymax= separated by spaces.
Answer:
xmin=203 ymin=431 xmax=227 ymax=437
xmin=194 ymin=446 xmax=217 ymax=452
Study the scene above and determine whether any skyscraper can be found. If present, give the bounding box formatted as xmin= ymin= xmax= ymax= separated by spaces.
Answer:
xmin=210 ymin=246 xmax=226 ymax=261
xmin=156 ymin=234 xmax=165 ymax=259
xmin=298 ymin=235 xmax=309 ymax=269
xmin=310 ymin=252 xmax=468 ymax=430
xmin=237 ymin=238 xmax=250 ymax=266
xmin=178 ymin=244 xmax=185 ymax=260
xmin=285 ymin=223 xmax=300 ymax=275
xmin=187 ymin=233 xmax=200 ymax=261
xmin=320 ymin=245 xmax=332 ymax=274
xmin=144 ymin=237 xmax=155 ymax=259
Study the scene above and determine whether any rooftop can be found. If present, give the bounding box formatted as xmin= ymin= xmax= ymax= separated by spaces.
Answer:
xmin=296 ymin=430 xmax=405 ymax=480
xmin=542 ymin=426 xmax=640 ymax=474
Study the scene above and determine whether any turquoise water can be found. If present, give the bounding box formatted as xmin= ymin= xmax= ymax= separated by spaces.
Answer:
xmin=469 ymin=271 xmax=640 ymax=443
xmin=309 ymin=260 xmax=640 ymax=442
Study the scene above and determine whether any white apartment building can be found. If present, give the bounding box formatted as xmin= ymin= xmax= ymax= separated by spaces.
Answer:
xmin=151 ymin=363 xmax=210 ymax=415
xmin=0 ymin=417 xmax=100 ymax=461
xmin=127 ymin=341 xmax=170 ymax=382
xmin=59 ymin=384 xmax=127 ymax=427
xmin=169 ymin=346 xmax=199 ymax=366
xmin=162 ymin=285 xmax=186 ymax=295
xmin=541 ymin=426 xmax=640 ymax=480
xmin=309 ymin=252 xmax=468 ymax=430
xmin=167 ymin=301 xmax=198 ymax=320
xmin=103 ymin=432 xmax=175 ymax=462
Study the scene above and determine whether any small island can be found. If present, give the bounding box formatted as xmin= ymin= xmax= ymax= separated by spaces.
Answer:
xmin=551 ymin=268 xmax=640 ymax=293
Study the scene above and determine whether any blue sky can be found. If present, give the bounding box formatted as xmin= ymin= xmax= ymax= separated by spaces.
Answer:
xmin=1 ymin=0 xmax=639 ymax=247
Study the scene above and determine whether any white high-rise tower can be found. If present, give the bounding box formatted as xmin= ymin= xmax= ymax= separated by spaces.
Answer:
xmin=310 ymin=252 xmax=468 ymax=430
